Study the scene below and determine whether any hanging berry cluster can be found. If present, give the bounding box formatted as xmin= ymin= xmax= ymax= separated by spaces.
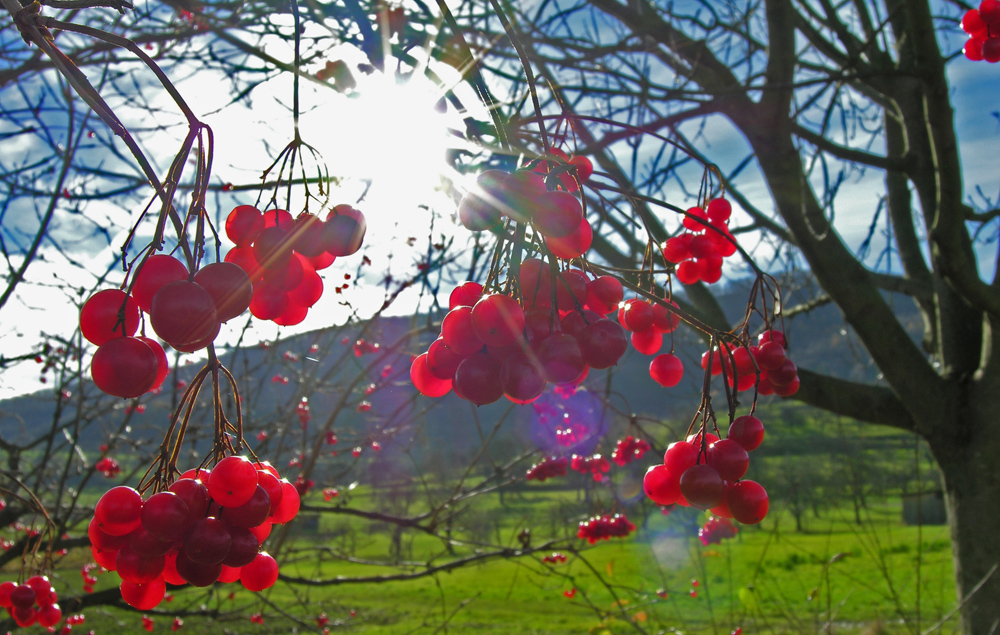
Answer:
xmin=706 ymin=330 xmax=799 ymax=397
xmin=611 ymin=435 xmax=651 ymax=466
xmin=643 ymin=416 xmax=768 ymax=525
xmin=223 ymin=204 xmax=367 ymax=326
xmin=89 ymin=457 xmax=300 ymax=611
xmin=662 ymin=198 xmax=738 ymax=285
xmin=962 ymin=1 xmax=1000 ymax=62
xmin=577 ymin=513 xmax=636 ymax=544
xmin=0 ymin=576 xmax=63 ymax=628
xmin=698 ymin=516 xmax=738 ymax=546
xmin=525 ymin=456 xmax=569 ymax=481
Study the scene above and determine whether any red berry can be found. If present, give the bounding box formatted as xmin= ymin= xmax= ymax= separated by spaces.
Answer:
xmin=240 ymin=552 xmax=279 ymax=592
xmin=193 ymin=262 xmax=253 ymax=322
xmin=586 ymin=276 xmax=624 ymax=314
xmin=983 ymin=37 xmax=1000 ymax=62
xmin=91 ymin=337 xmax=159 ymax=398
xmin=449 ymin=281 xmax=484 ymax=309
xmin=131 ymin=255 xmax=189 ymax=313
xmin=95 ymin=486 xmax=143 ymax=536
xmin=80 ymin=289 xmax=140 ymax=345
xmin=631 ymin=328 xmax=663 ymax=355
xmin=537 ymin=334 xmax=586 ymax=384
xmin=534 ymin=191 xmax=583 ymax=238
xmin=501 ymin=354 xmax=547 ymax=403
xmin=620 ymin=299 xmax=654 ymax=332
xmin=291 ymin=213 xmax=328 ymax=258
xmin=728 ymin=480 xmax=769 ymax=524
xmin=728 ymin=415 xmax=765 ymax=451
xmin=221 ymin=485 xmax=272 ymax=528
xmin=471 ymin=294 xmax=526 ymax=347
xmin=441 ymin=306 xmax=484 ymax=356
xmin=208 ymin=456 xmax=259 ymax=507
xmin=226 ymin=205 xmax=264 ymax=247
xmin=141 ymin=491 xmax=191 ymax=542
xmin=183 ymin=517 xmax=232 ymax=564
xmin=324 ymin=205 xmax=367 ymax=256
xmin=545 ymin=217 xmax=592 ymax=259
xmin=707 ymin=439 xmax=749 ymax=481
xmin=649 ymin=354 xmax=684 ymax=387
xmin=663 ymin=234 xmax=693 ymax=263
xmin=676 ymin=260 xmax=701 ymax=284
xmin=755 ymin=341 xmax=786 ymax=371
xmin=643 ymin=464 xmax=681 ymax=505
xmin=706 ymin=198 xmax=732 ymax=224
xmin=116 ymin=546 xmax=166 ymax=583
xmin=269 ymin=479 xmax=300 ymax=524
xmin=963 ymin=9 xmax=987 ymax=35
xmin=682 ymin=206 xmax=707 ymax=231
xmin=679 ymin=464 xmax=725 ymax=509
xmin=453 ymin=351 xmax=504 ymax=405
xmin=981 ymin=0 xmax=1000 ymax=27
xmin=150 ymin=280 xmax=219 ymax=348
xmin=223 ymin=526 xmax=261 ymax=567
xmin=120 ymin=576 xmax=166 ymax=610
xmin=411 ymin=353 xmax=453 ymax=397
xmin=175 ymin=553 xmax=222 ymax=587
xmin=169 ymin=477 xmax=211 ymax=519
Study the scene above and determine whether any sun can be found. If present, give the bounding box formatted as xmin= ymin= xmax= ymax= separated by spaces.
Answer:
xmin=303 ymin=64 xmax=463 ymax=232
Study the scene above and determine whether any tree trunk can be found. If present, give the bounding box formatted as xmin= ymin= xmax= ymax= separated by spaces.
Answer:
xmin=931 ymin=396 xmax=1000 ymax=635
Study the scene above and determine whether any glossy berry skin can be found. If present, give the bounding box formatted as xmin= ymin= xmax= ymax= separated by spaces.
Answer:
xmin=538 ymin=334 xmax=586 ymax=384
xmin=728 ymin=415 xmax=764 ymax=451
xmin=426 ymin=338 xmax=464 ymax=380
xmin=755 ymin=341 xmax=786 ymax=371
xmin=169 ymin=477 xmax=211 ymax=519
xmin=501 ymin=354 xmax=547 ymax=403
xmin=631 ymin=328 xmax=663 ymax=355
xmin=80 ymin=289 xmax=140 ymax=346
xmin=116 ymin=547 xmax=166 ymax=584
xmin=324 ymin=205 xmax=367 ymax=256
xmin=535 ymin=190 xmax=583 ymax=238
xmin=471 ymin=294 xmax=526 ymax=347
xmin=183 ymin=517 xmax=232 ymax=564
xmin=175 ymin=553 xmax=222 ymax=587
xmin=649 ymin=354 xmax=684 ymax=387
xmin=209 ymin=456 xmax=259 ymax=508
xmin=578 ymin=319 xmax=628 ymax=369
xmin=141 ymin=491 xmax=191 ymax=542
xmin=620 ymin=299 xmax=654 ymax=332
xmin=193 ymin=262 xmax=253 ymax=322
xmin=120 ymin=577 xmax=166 ymax=610
xmin=449 ymin=281 xmax=484 ymax=309
xmin=226 ymin=205 xmax=265 ymax=247
xmin=679 ymin=464 xmax=726 ymax=509
xmin=240 ymin=552 xmax=279 ymax=592
xmin=223 ymin=526 xmax=261 ymax=567
xmin=95 ymin=486 xmax=143 ymax=536
xmin=728 ymin=480 xmax=769 ymax=524
xmin=91 ymin=337 xmax=159 ymax=398
xmin=586 ymin=276 xmax=624 ymax=315
xmin=453 ymin=351 xmax=504 ymax=405
xmin=132 ymin=256 xmax=189 ymax=313
xmin=269 ymin=480 xmax=300 ymax=524
xmin=150 ymin=280 xmax=219 ymax=347
xmin=643 ymin=464 xmax=681 ymax=506
xmin=221 ymin=485 xmax=272 ymax=529
xmin=410 ymin=353 xmax=453 ymax=398
xmin=545 ymin=217 xmax=592 ymax=259
xmin=441 ymin=306 xmax=484 ymax=356
xmin=707 ymin=439 xmax=749 ymax=481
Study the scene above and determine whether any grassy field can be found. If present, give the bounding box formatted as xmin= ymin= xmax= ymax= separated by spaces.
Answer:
xmin=10 ymin=482 xmax=959 ymax=635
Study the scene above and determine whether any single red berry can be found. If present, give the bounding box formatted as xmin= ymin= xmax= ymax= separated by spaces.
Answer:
xmin=449 ymin=281 xmax=484 ymax=309
xmin=453 ymin=351 xmax=504 ymax=405
xmin=586 ymin=276 xmax=624 ymax=315
xmin=193 ymin=262 xmax=253 ymax=322
xmin=91 ymin=337 xmax=159 ymax=398
xmin=649 ymin=354 xmax=684 ymax=387
xmin=240 ymin=552 xmax=279 ymax=592
xmin=80 ymin=289 xmax=140 ymax=346
xmin=441 ymin=306 xmax=484 ymax=356
xmin=324 ymin=205 xmax=367 ymax=256
xmin=150 ymin=280 xmax=219 ymax=348
xmin=729 ymin=415 xmax=764 ymax=451
xmin=226 ymin=205 xmax=264 ymax=247
xmin=501 ymin=354 xmax=547 ymax=404
xmin=643 ymin=464 xmax=681 ymax=505
xmin=706 ymin=198 xmax=732 ymax=224
xmin=131 ymin=255 xmax=189 ymax=313
xmin=682 ymin=206 xmax=707 ymax=231
xmin=545 ymin=218 xmax=593 ymax=259
xmin=675 ymin=260 xmax=701 ymax=284
xmin=426 ymin=338 xmax=465 ymax=380
xmin=679 ymin=464 xmax=726 ymax=509
xmin=728 ymin=480 xmax=769 ymax=524
xmin=223 ymin=526 xmax=261 ymax=567
xmin=141 ymin=491 xmax=192 ymax=542
xmin=208 ymin=456 xmax=259 ymax=508
xmin=537 ymin=334 xmax=586 ymax=385
xmin=707 ymin=439 xmax=750 ymax=482
xmin=631 ymin=328 xmax=663 ymax=355
xmin=175 ymin=552 xmax=222 ymax=587
xmin=534 ymin=191 xmax=583 ymax=238
xmin=269 ymin=479 xmax=300 ymax=524
xmin=120 ymin=576 xmax=166 ymax=610
xmin=410 ymin=353 xmax=453 ymax=397
xmin=291 ymin=212 xmax=328 ymax=258
xmin=95 ymin=486 xmax=143 ymax=536
xmin=471 ymin=294 xmax=526 ymax=347
xmin=116 ymin=546 xmax=166 ymax=584
xmin=183 ymin=517 xmax=232 ymax=564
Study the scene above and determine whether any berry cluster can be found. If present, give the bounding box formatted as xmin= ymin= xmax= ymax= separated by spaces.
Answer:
xmin=570 ymin=453 xmax=611 ymax=481
xmin=81 ymin=562 xmax=100 ymax=593
xmin=96 ymin=457 xmax=121 ymax=478
xmin=541 ymin=552 xmax=568 ymax=564
xmin=698 ymin=516 xmax=738 ymax=546
xmin=642 ymin=417 xmax=768 ymax=525
xmin=80 ymin=254 xmax=253 ymax=398
xmin=661 ymin=198 xmax=738 ymax=285
xmin=611 ymin=435 xmax=652 ymax=466
xmin=704 ymin=330 xmax=799 ymax=396
xmin=224 ymin=204 xmax=366 ymax=327
xmin=576 ymin=513 xmax=635 ymax=544
xmin=88 ymin=456 xmax=300 ymax=610
xmin=525 ymin=456 xmax=569 ymax=482
xmin=410 ymin=264 xmax=634 ymax=405
xmin=962 ymin=2 xmax=1000 ymax=62
xmin=0 ymin=576 xmax=62 ymax=628
xmin=615 ymin=297 xmax=686 ymax=387
xmin=458 ymin=155 xmax=594 ymax=258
